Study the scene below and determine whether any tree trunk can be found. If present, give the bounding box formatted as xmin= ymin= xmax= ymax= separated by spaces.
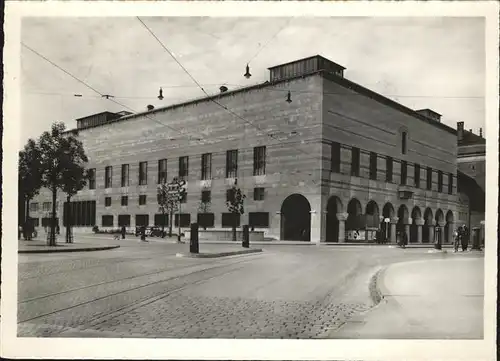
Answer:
xmin=66 ymin=195 xmax=71 ymax=243
xmin=49 ymin=185 xmax=57 ymax=246
xmin=232 ymin=225 xmax=237 ymax=242
xmin=169 ymin=210 xmax=173 ymax=237
xmin=162 ymin=211 xmax=166 ymax=238
xmin=25 ymin=198 xmax=30 ymax=225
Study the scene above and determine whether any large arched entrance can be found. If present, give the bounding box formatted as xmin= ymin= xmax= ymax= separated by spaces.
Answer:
xmin=397 ymin=205 xmax=409 ymax=235
xmin=280 ymin=194 xmax=311 ymax=241
xmin=445 ymin=210 xmax=454 ymax=243
xmin=365 ymin=201 xmax=380 ymax=228
xmin=326 ymin=196 xmax=342 ymax=242
xmin=346 ymin=198 xmax=363 ymax=241
xmin=410 ymin=206 xmax=422 ymax=243
xmin=423 ymin=208 xmax=433 ymax=242
xmin=381 ymin=203 xmax=395 ymax=242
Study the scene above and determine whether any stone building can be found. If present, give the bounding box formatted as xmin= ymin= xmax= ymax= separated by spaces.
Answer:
xmin=27 ymin=55 xmax=462 ymax=244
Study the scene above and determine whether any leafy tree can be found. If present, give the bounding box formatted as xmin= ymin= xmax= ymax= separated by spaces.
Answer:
xmin=157 ymin=179 xmax=179 ymax=237
xmin=225 ymin=181 xmax=246 ymax=242
xmin=18 ymin=139 xmax=43 ymax=230
xmin=38 ymin=122 xmax=88 ymax=246
xmin=60 ymin=136 xmax=88 ymax=243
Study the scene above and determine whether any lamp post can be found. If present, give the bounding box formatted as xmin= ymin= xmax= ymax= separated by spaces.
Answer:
xmin=384 ymin=218 xmax=390 ymax=243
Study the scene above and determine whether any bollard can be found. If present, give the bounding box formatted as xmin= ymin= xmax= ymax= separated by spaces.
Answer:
xmin=242 ymin=225 xmax=249 ymax=248
xmin=190 ymin=223 xmax=199 ymax=254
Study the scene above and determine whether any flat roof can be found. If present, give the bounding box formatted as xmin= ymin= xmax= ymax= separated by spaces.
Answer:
xmin=267 ymin=55 xmax=346 ymax=71
xmin=66 ymin=69 xmax=457 ymax=136
xmin=75 ymin=111 xmax=119 ymax=121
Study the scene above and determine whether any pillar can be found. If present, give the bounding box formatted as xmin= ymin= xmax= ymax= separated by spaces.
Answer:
xmin=404 ymin=217 xmax=412 ymax=243
xmin=428 ymin=225 xmax=435 ymax=243
xmin=336 ymin=213 xmax=348 ymax=243
xmin=415 ymin=218 xmax=424 ymax=243
xmin=447 ymin=222 xmax=455 ymax=244
xmin=390 ymin=217 xmax=399 ymax=243
xmin=310 ymin=210 xmax=320 ymax=244
xmin=320 ymin=211 xmax=328 ymax=243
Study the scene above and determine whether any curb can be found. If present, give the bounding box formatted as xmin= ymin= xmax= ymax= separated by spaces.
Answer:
xmin=18 ymin=245 xmax=120 ymax=254
xmin=368 ymin=267 xmax=386 ymax=305
xmin=176 ymin=248 xmax=263 ymax=258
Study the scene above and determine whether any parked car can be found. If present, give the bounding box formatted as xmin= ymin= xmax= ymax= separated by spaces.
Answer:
xmin=135 ymin=226 xmax=166 ymax=238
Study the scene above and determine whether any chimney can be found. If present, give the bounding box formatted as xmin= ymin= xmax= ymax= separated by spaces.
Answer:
xmin=479 ymin=128 xmax=483 ymax=137
xmin=457 ymin=121 xmax=464 ymax=141
xmin=147 ymin=105 xmax=154 ymax=111
xmin=219 ymin=86 xmax=228 ymax=93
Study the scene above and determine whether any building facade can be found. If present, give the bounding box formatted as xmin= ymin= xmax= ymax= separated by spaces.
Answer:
xmin=28 ymin=55 xmax=462 ymax=244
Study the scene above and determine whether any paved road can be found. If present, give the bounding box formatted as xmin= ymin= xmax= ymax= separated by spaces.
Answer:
xmin=18 ymin=235 xmax=484 ymax=339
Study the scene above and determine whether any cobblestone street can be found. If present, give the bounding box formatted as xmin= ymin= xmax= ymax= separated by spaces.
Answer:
xmin=17 ymin=236 xmax=484 ymax=338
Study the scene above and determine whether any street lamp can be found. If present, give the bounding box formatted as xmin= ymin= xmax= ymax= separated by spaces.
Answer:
xmin=384 ymin=218 xmax=390 ymax=242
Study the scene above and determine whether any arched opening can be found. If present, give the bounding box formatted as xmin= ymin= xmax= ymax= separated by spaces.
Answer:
xmin=381 ymin=203 xmax=395 ymax=242
xmin=397 ymin=205 xmax=409 ymax=235
xmin=423 ymin=208 xmax=433 ymax=242
xmin=365 ymin=201 xmax=380 ymax=228
xmin=280 ymin=194 xmax=311 ymax=241
xmin=435 ymin=209 xmax=445 ymax=244
xmin=326 ymin=196 xmax=342 ymax=242
xmin=346 ymin=198 xmax=363 ymax=241
xmin=410 ymin=207 xmax=422 ymax=243
xmin=445 ymin=210 xmax=454 ymax=243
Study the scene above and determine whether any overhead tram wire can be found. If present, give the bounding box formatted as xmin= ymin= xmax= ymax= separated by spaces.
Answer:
xmin=21 ymin=42 xmax=203 ymax=142
xmin=136 ymin=16 xmax=314 ymax=159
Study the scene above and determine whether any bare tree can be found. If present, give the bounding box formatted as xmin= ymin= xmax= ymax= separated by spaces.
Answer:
xmin=198 ymin=191 xmax=212 ymax=230
xmin=38 ymin=123 xmax=88 ymax=246
xmin=225 ymin=181 xmax=246 ymax=242
xmin=157 ymin=179 xmax=179 ymax=237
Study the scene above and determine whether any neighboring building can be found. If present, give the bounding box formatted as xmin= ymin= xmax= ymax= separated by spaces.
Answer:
xmin=28 ymin=55 xmax=462 ymax=244
xmin=456 ymin=123 xmax=486 ymax=244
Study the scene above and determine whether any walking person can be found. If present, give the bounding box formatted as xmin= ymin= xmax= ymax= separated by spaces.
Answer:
xmin=461 ymin=226 xmax=469 ymax=252
xmin=121 ymin=225 xmax=126 ymax=240
xmin=453 ymin=228 xmax=460 ymax=253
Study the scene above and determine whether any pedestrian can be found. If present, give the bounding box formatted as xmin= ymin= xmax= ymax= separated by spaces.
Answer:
xmin=140 ymin=226 xmax=147 ymax=242
xmin=121 ymin=225 xmax=126 ymax=240
xmin=453 ymin=228 xmax=460 ymax=252
xmin=402 ymin=231 xmax=408 ymax=248
xmin=461 ymin=226 xmax=469 ymax=252
xmin=56 ymin=224 xmax=60 ymax=235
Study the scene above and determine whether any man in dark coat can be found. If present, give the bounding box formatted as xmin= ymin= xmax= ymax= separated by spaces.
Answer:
xmin=121 ymin=225 xmax=126 ymax=239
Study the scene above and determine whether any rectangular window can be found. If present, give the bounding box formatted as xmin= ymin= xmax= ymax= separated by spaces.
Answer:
xmin=118 ymin=214 xmax=130 ymax=227
xmin=158 ymin=159 xmax=168 ymax=184
xmin=174 ymin=213 xmax=191 ymax=227
xmin=30 ymin=202 xmax=39 ymax=212
xmin=402 ymin=132 xmax=408 ymax=154
xmin=154 ymin=213 xmax=169 ymax=227
xmin=105 ymin=197 xmax=111 ymax=207
xmin=414 ymin=164 xmax=421 ymax=188
xmin=253 ymin=187 xmax=265 ymax=201
xmin=135 ymin=214 xmax=149 ymax=227
xmin=226 ymin=188 xmax=235 ymax=203
xmin=88 ymin=168 xmax=96 ymax=189
xmin=222 ymin=213 xmax=240 ymax=228
xmin=249 ymin=212 xmax=269 ymax=228
xmin=438 ymin=171 xmax=443 ymax=192
xmin=179 ymin=156 xmax=189 ymax=180
xmin=226 ymin=150 xmax=238 ymax=178
xmin=121 ymin=164 xmax=129 ymax=187
xmin=331 ymin=142 xmax=341 ymax=173
xmin=139 ymin=195 xmax=147 ymax=205
xmin=201 ymin=190 xmax=211 ymax=203
xmin=351 ymin=147 xmax=360 ymax=177
xmin=253 ymin=146 xmax=266 ymax=176
xmin=201 ymin=153 xmax=212 ymax=180
xmin=197 ymin=213 xmax=215 ymax=228
xmin=427 ymin=167 xmax=432 ymax=190
xmin=32 ymin=218 xmax=40 ymax=227
xmin=139 ymin=161 xmax=148 ymax=185
xmin=400 ymin=161 xmax=407 ymax=185
xmin=448 ymin=173 xmax=453 ymax=194
xmin=121 ymin=196 xmax=128 ymax=206
xmin=369 ymin=152 xmax=377 ymax=180
xmin=105 ymin=166 xmax=113 ymax=188
xmin=102 ymin=215 xmax=114 ymax=227
xmin=386 ymin=157 xmax=393 ymax=182
xmin=42 ymin=202 xmax=51 ymax=212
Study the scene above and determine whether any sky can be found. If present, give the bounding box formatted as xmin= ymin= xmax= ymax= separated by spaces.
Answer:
xmin=20 ymin=16 xmax=485 ymax=146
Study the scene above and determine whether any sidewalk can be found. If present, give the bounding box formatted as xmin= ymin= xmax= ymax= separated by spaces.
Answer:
xmin=334 ymin=256 xmax=484 ymax=339
xmin=18 ymin=240 xmax=120 ymax=253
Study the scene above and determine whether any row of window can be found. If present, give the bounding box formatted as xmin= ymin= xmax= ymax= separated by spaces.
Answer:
xmin=103 ymin=187 xmax=267 ymax=207
xmin=91 ymin=146 xmax=267 ymax=189
xmin=30 ymin=202 xmax=59 ymax=212
xmin=102 ymin=212 xmax=270 ymax=228
xmin=330 ymin=142 xmax=454 ymax=195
